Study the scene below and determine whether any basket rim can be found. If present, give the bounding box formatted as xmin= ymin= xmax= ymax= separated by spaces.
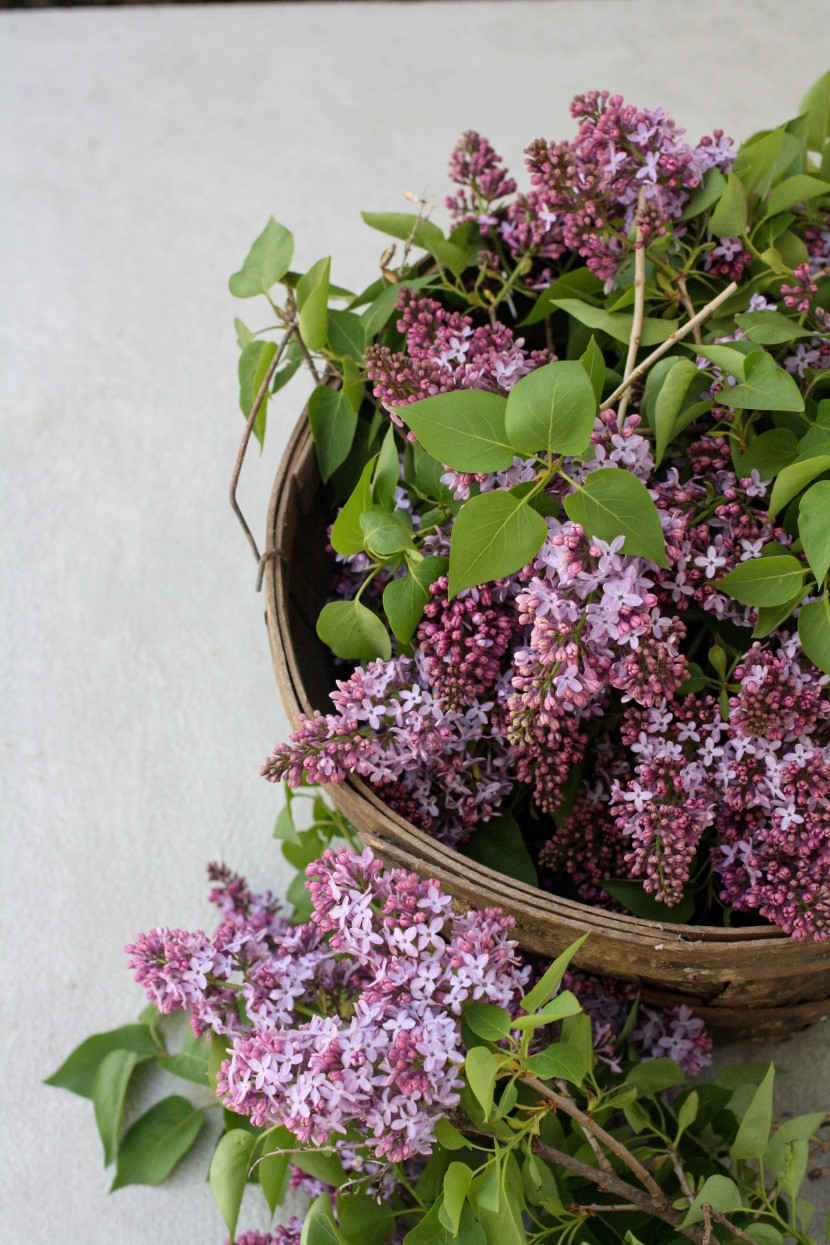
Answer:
xmin=263 ymin=411 xmax=823 ymax=957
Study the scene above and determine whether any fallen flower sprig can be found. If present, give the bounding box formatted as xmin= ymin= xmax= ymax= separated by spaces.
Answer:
xmin=48 ymin=793 xmax=828 ymax=1244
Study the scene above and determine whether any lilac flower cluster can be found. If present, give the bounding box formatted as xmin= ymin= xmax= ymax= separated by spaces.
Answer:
xmin=210 ymin=848 xmax=527 ymax=1162
xmin=447 ymin=92 xmax=734 ymax=287
xmin=261 ymin=657 xmax=513 ymax=844
xmin=542 ymin=635 xmax=830 ymax=937
xmin=563 ymin=970 xmax=712 ymax=1077
xmin=365 ymin=288 xmax=548 ymax=421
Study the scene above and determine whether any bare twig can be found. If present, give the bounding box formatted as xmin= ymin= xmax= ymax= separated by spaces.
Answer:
xmin=676 ymin=275 xmax=702 ymax=345
xmin=523 ymin=1075 xmax=666 ymax=1208
xmin=229 ymin=327 xmax=294 ymax=571
xmin=599 ymin=280 xmax=738 ymax=413
xmin=702 ymin=1204 xmax=713 ymax=1245
xmin=533 ymin=1138 xmax=707 ymax=1245
xmin=576 ymin=1203 xmax=640 ymax=1213
xmin=618 ymin=188 xmax=648 ymax=422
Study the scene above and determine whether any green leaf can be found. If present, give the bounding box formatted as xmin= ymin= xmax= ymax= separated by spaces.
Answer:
xmin=361 ymin=211 xmax=469 ymax=277
xmin=798 ymin=594 xmax=830 ymax=674
xmin=401 ymin=391 xmax=513 ymax=473
xmin=234 ymin=317 xmax=254 ymax=349
xmin=799 ymin=481 xmax=830 ymax=584
xmin=359 ymin=506 xmax=413 ymax=557
xmin=435 ymin=1118 xmax=468 ymax=1151
xmin=580 ymin=336 xmax=606 ymax=403
xmin=691 ymin=341 xmax=752 ymax=379
xmin=157 ymin=1032 xmax=211 ymax=1087
xmin=341 ymin=356 xmax=364 ymax=414
xmin=731 ymin=1064 xmax=775 ymax=1161
xmin=519 ymin=266 xmax=603 ymax=326
xmin=297 ymin=257 xmax=331 ymax=353
xmin=682 ymin=1174 xmax=742 ymax=1226
xmin=465 ymin=1046 xmax=498 ymax=1119
xmin=448 ymin=489 xmax=547 ymax=596
xmin=724 ymin=351 xmax=805 ymax=413
xmin=505 ymin=360 xmax=596 ymax=456
xmin=358 ymin=276 xmax=435 ymax=338
xmin=238 ymin=339 xmax=278 ymax=447
xmin=316 ymin=600 xmax=391 ymax=663
xmin=753 ymin=587 xmax=807 ymax=638
xmin=258 ymin=1140 xmax=290 ymax=1216
xmin=404 ymin=1199 xmax=485 ymax=1245
xmin=624 ymin=1057 xmax=684 ymax=1095
xmin=745 ymin=1226 xmax=784 ymax=1245
xmin=563 ymin=468 xmax=667 ymax=566
xmin=520 ymin=934 xmax=588 ymax=1014
xmin=709 ymin=172 xmax=748 ymax=237
xmin=302 ymin=1193 xmax=347 ymax=1245
xmin=384 ymin=556 xmax=448 ymax=645
xmin=327 ymin=309 xmax=366 ymax=360
xmin=209 ymin=1129 xmax=258 ymax=1242
xmin=229 ymin=218 xmax=294 ymax=298
xmin=208 ymin=1033 xmax=232 ymax=1089
xmin=461 ymin=812 xmax=538 ymax=886
xmin=111 ymin=1096 xmax=205 ymax=1190
xmin=766 ymin=174 xmax=830 ymax=217
xmin=330 ymin=455 xmax=378 ymax=556
xmin=681 ymin=167 xmax=727 ymax=219
xmin=549 ymin=298 xmax=678 ymax=347
xmin=510 ymin=991 xmax=581 ymax=1031
xmin=734 ymin=429 xmax=798 ymax=479
xmin=601 ymin=878 xmax=695 ymax=923
xmin=734 ymin=310 xmax=816 ymax=345
xmin=734 ymin=126 xmax=799 ymax=194
xmin=653 ymin=358 xmax=700 ymax=464
xmin=769 ymin=454 xmax=830 ymax=517
xmin=525 ymin=1040 xmax=587 ymax=1084
xmin=92 ymin=1049 xmax=138 ymax=1166
xmin=766 ymin=1112 xmax=826 ymax=1175
xmin=45 ymin=1025 xmax=159 ymax=1099
xmin=676 ymin=1089 xmax=699 ymax=1136
xmin=718 ymin=554 xmax=807 ymax=606
xmin=372 ymin=424 xmax=400 ymax=510
xmin=442 ymin=1162 xmax=474 ymax=1236
xmin=338 ymin=1194 xmax=394 ymax=1245
xmin=308 ymin=387 xmax=358 ymax=482
xmin=801 ymin=68 xmax=830 ymax=151
xmin=463 ymin=1002 xmax=512 ymax=1043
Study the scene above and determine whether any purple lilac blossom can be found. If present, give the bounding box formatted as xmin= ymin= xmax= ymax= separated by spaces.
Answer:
xmin=217 ymin=847 xmax=529 ymax=1162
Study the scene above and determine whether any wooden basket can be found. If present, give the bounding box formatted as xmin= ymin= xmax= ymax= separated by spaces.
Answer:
xmin=263 ymin=411 xmax=830 ymax=1040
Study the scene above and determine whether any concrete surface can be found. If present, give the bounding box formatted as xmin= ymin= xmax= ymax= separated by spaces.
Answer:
xmin=1 ymin=2 xmax=828 ymax=1240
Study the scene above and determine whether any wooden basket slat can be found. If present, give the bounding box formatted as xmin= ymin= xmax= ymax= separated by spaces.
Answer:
xmin=264 ymin=413 xmax=830 ymax=1040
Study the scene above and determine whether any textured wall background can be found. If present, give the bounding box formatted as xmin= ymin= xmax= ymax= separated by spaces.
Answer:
xmin=2 ymin=2 xmax=828 ymax=1239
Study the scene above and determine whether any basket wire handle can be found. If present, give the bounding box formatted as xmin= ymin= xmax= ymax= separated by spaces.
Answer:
xmin=230 ymin=326 xmax=294 ymax=590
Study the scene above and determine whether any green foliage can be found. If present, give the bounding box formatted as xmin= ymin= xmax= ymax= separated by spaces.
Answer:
xmin=297 ymin=257 xmax=331 ymax=352
xmin=229 ymin=218 xmax=294 ymax=298
xmin=45 ymin=1024 xmax=160 ymax=1098
xmin=110 ymin=1096 xmax=205 ymax=1190
xmin=504 ymin=360 xmax=597 ymax=456
xmin=401 ymin=391 xmax=514 ymax=473
xmin=461 ymin=812 xmax=538 ymax=886
xmin=209 ymin=1129 xmax=258 ymax=1241
xmin=308 ymin=386 xmax=358 ymax=482
xmin=448 ymin=489 xmax=548 ymax=596
xmin=798 ymin=593 xmax=830 ymax=674
xmin=718 ymin=554 xmax=808 ymax=606
xmin=563 ymin=468 xmax=667 ymax=565
xmin=316 ymin=599 xmax=392 ymax=663
xmin=238 ymin=339 xmax=277 ymax=447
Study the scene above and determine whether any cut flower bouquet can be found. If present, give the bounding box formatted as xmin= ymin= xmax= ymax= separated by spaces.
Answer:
xmin=232 ymin=80 xmax=830 ymax=942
